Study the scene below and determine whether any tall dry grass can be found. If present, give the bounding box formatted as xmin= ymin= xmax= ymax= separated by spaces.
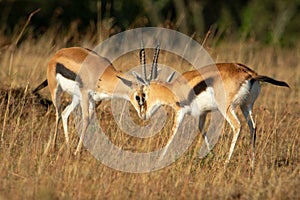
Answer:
xmin=0 ymin=26 xmax=299 ymax=199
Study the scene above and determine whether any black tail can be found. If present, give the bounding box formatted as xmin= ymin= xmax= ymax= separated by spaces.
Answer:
xmin=255 ymin=75 xmax=289 ymax=88
xmin=32 ymin=79 xmax=48 ymax=94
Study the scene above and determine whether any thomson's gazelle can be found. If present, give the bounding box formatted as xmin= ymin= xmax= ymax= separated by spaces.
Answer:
xmin=119 ymin=48 xmax=289 ymax=166
xmin=33 ymin=47 xmax=133 ymax=154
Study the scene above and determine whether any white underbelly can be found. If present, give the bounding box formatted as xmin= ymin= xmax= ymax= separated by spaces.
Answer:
xmin=56 ymin=74 xmax=82 ymax=98
xmin=92 ymin=91 xmax=129 ymax=102
xmin=189 ymin=87 xmax=217 ymax=117
xmin=92 ymin=92 xmax=110 ymax=101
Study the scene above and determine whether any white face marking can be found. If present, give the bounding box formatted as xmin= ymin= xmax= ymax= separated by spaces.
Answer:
xmin=131 ymin=88 xmax=148 ymax=119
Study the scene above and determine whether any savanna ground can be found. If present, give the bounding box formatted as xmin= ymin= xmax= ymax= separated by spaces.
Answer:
xmin=0 ymin=24 xmax=299 ymax=200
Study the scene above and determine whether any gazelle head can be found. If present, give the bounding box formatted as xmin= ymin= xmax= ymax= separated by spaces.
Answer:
xmin=118 ymin=41 xmax=175 ymax=120
xmin=131 ymin=84 xmax=148 ymax=119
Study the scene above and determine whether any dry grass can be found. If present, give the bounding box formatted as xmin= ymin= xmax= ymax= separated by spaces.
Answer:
xmin=0 ymin=27 xmax=299 ymax=200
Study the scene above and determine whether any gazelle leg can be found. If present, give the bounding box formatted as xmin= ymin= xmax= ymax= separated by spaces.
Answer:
xmin=224 ymin=107 xmax=241 ymax=164
xmin=61 ymin=96 xmax=80 ymax=147
xmin=53 ymin=85 xmax=62 ymax=149
xmin=88 ymin=98 xmax=95 ymax=121
xmin=160 ymin=110 xmax=185 ymax=160
xmin=240 ymin=104 xmax=256 ymax=168
xmin=199 ymin=113 xmax=211 ymax=151
xmin=74 ymin=92 xmax=90 ymax=155
xmin=240 ymin=81 xmax=259 ymax=168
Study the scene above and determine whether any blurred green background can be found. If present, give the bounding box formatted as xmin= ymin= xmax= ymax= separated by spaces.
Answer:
xmin=0 ymin=0 xmax=299 ymax=47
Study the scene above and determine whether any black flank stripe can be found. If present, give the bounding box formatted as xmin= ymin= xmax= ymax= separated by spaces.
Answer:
xmin=56 ymin=63 xmax=83 ymax=87
xmin=192 ymin=78 xmax=213 ymax=96
xmin=177 ymin=78 xmax=213 ymax=107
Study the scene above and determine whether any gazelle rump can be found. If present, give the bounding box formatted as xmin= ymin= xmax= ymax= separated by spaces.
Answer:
xmin=121 ymin=62 xmax=289 ymax=166
xmin=33 ymin=47 xmax=132 ymax=154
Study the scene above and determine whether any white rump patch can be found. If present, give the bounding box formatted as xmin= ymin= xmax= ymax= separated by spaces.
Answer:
xmin=233 ymin=80 xmax=260 ymax=108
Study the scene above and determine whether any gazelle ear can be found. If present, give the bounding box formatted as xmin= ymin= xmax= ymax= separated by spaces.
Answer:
xmin=132 ymin=71 xmax=149 ymax=85
xmin=166 ymin=71 xmax=176 ymax=83
xmin=116 ymin=75 xmax=133 ymax=88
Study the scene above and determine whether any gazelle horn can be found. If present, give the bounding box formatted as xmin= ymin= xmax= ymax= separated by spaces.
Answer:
xmin=139 ymin=40 xmax=147 ymax=82
xmin=150 ymin=40 xmax=160 ymax=81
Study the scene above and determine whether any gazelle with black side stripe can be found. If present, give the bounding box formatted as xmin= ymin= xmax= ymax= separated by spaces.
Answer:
xmin=119 ymin=46 xmax=289 ymax=167
xmin=33 ymin=47 xmax=134 ymax=155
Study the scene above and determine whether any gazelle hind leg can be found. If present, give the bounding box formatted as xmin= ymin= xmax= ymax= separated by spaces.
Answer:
xmin=198 ymin=113 xmax=211 ymax=151
xmin=53 ymin=85 xmax=62 ymax=149
xmin=61 ymin=96 xmax=80 ymax=147
xmin=88 ymin=98 xmax=95 ymax=122
xmin=224 ymin=107 xmax=241 ymax=164
xmin=240 ymin=104 xmax=256 ymax=168
xmin=241 ymin=80 xmax=260 ymax=168
xmin=74 ymin=92 xmax=90 ymax=155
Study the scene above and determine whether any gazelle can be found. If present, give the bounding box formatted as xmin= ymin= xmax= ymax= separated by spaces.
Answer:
xmin=119 ymin=45 xmax=290 ymax=167
xmin=33 ymin=47 xmax=136 ymax=155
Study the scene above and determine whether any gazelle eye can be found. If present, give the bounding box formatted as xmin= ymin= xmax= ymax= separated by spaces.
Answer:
xmin=142 ymin=93 xmax=146 ymax=98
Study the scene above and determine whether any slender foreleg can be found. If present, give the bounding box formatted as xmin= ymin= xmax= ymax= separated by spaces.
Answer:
xmin=159 ymin=109 xmax=185 ymax=160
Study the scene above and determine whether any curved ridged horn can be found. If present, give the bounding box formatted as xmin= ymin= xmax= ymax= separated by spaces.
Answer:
xmin=150 ymin=40 xmax=160 ymax=81
xmin=139 ymin=40 xmax=147 ymax=82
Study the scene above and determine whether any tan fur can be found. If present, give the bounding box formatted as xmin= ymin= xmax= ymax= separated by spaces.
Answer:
xmin=40 ymin=47 xmax=131 ymax=154
xmin=47 ymin=47 xmax=123 ymax=98
xmin=163 ymin=63 xmax=265 ymax=111
xmin=130 ymin=63 xmax=258 ymax=118
xmin=129 ymin=62 xmax=289 ymax=167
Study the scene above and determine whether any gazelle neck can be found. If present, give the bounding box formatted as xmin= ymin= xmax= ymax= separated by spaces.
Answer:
xmin=93 ymin=66 xmax=132 ymax=101
xmin=148 ymin=82 xmax=179 ymax=110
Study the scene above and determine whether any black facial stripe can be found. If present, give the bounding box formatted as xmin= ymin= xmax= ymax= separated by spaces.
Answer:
xmin=136 ymin=92 xmax=146 ymax=106
xmin=56 ymin=63 xmax=83 ymax=87
xmin=135 ymin=95 xmax=140 ymax=101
